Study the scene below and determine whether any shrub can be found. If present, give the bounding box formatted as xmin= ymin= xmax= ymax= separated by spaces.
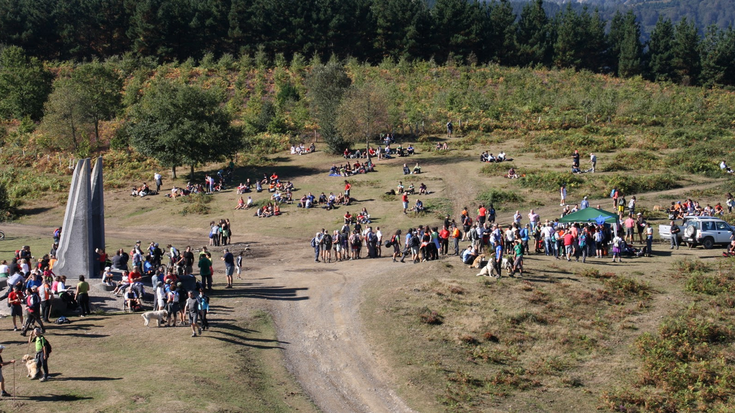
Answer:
xmin=672 ymin=258 xmax=710 ymax=275
xmin=588 ymin=173 xmax=680 ymax=198
xmin=519 ymin=171 xmax=583 ymax=191
xmin=604 ymin=151 xmax=661 ymax=172
xmin=180 ymin=193 xmax=212 ymax=215
xmin=419 ymin=308 xmax=443 ymax=325
xmin=476 ymin=189 xmax=525 ymax=209
xmin=685 ymin=273 xmax=727 ymax=295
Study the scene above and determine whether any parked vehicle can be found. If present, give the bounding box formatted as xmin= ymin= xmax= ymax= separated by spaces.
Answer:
xmin=659 ymin=216 xmax=733 ymax=249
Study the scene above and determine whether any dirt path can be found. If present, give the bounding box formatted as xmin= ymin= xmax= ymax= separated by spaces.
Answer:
xmin=248 ymin=238 xmax=416 ymax=413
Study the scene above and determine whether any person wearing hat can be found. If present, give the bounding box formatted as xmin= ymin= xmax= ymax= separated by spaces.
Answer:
xmin=636 ymin=212 xmax=646 ymax=244
xmin=21 ymin=286 xmax=44 ymax=336
xmin=0 ymin=344 xmax=16 ymax=396
xmin=29 ymin=328 xmax=49 ymax=381
xmin=580 ymin=196 xmax=589 ymax=210
xmin=102 ymin=267 xmax=114 ymax=286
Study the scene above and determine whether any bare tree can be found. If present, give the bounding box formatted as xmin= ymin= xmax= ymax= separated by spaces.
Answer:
xmin=336 ymin=82 xmax=390 ymax=161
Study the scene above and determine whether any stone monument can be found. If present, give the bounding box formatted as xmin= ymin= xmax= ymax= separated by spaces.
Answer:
xmin=54 ymin=157 xmax=105 ymax=279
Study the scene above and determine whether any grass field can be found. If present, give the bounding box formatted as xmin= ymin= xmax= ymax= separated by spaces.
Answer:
xmin=2 ymin=119 xmax=735 ymax=411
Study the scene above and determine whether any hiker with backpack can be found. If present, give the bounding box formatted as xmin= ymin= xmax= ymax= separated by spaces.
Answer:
xmin=29 ymin=328 xmax=50 ymax=381
xmin=21 ymin=286 xmax=45 ymax=336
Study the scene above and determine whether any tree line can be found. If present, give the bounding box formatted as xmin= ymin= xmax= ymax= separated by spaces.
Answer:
xmin=1 ymin=0 xmax=734 ymax=86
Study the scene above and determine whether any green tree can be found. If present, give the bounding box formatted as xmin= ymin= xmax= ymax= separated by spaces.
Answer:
xmin=372 ymin=0 xmax=432 ymax=61
xmin=39 ymin=78 xmax=93 ymax=155
xmin=431 ymin=0 xmax=485 ymax=63
xmin=0 ymin=46 xmax=53 ymax=120
xmin=673 ymin=17 xmax=701 ymax=85
xmin=71 ymin=61 xmax=123 ymax=141
xmin=552 ymin=4 xmax=583 ymax=68
xmin=335 ymin=82 xmax=390 ymax=160
xmin=0 ymin=181 xmax=13 ymax=221
xmin=306 ymin=61 xmax=351 ymax=154
xmin=646 ymin=17 xmax=676 ymax=82
xmin=487 ymin=0 xmax=516 ymax=64
xmin=126 ymin=80 xmax=241 ymax=179
xmin=700 ymin=25 xmax=735 ymax=86
xmin=515 ymin=0 xmax=552 ymax=67
xmin=617 ymin=12 xmax=643 ymax=78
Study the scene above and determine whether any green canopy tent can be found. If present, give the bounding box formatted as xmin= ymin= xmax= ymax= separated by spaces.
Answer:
xmin=558 ymin=207 xmax=618 ymax=225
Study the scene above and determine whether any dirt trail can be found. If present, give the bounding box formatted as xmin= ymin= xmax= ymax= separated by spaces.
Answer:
xmin=249 ymin=238 xmax=417 ymax=413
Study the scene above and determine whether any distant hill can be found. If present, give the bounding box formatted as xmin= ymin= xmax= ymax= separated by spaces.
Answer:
xmin=512 ymin=0 xmax=735 ymax=37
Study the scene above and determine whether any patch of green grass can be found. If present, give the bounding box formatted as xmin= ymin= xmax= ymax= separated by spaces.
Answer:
xmin=603 ymin=150 xmax=661 ymax=172
xmin=519 ymin=170 xmax=584 ymax=191
xmin=180 ymin=193 xmax=212 ymax=215
xmin=476 ymin=188 xmax=525 ymax=210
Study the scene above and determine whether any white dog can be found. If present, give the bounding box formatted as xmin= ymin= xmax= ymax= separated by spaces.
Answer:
xmin=22 ymin=354 xmax=38 ymax=378
xmin=502 ymin=257 xmax=512 ymax=272
xmin=141 ymin=310 xmax=169 ymax=327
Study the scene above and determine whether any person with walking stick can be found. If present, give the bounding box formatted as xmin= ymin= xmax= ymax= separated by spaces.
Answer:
xmin=0 ymin=344 xmax=16 ymax=397
xmin=29 ymin=328 xmax=50 ymax=381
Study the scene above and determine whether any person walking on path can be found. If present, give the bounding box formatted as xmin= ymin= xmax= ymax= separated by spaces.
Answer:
xmin=0 ymin=345 xmax=16 ymax=397
xmin=221 ymin=249 xmax=234 ymax=289
xmin=154 ymin=172 xmax=162 ymax=193
xmin=186 ymin=291 xmax=200 ymax=337
xmin=670 ymin=221 xmax=680 ymax=249
xmin=197 ymin=288 xmax=210 ymax=331
xmin=75 ymin=275 xmax=90 ymax=317
xmin=590 ymin=153 xmax=597 ymax=172
xmin=29 ymin=328 xmax=50 ymax=381
xmin=21 ymin=286 xmax=44 ymax=336
xmin=311 ymin=232 xmax=321 ymax=262
xmin=198 ymin=252 xmax=213 ymax=290
xmin=560 ymin=185 xmax=567 ymax=206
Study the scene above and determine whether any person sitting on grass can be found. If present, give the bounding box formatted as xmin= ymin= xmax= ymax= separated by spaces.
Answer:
xmin=419 ymin=183 xmax=428 ymax=195
xmin=402 ymin=164 xmax=410 ymax=175
xmin=407 ymin=145 xmax=415 ymax=155
xmin=412 ymin=163 xmax=421 ymax=174
xmin=344 ymin=211 xmax=353 ymax=225
xmin=412 ymin=199 xmax=425 ymax=213
xmin=487 ymin=153 xmax=496 ymax=162
xmin=397 ymin=181 xmax=404 ymax=194
xmin=237 ymin=183 xmax=248 ymax=194
xmin=235 ymin=196 xmax=245 ymax=210
xmin=506 ymin=168 xmax=518 ymax=179
xmin=357 ymin=208 xmax=370 ymax=224
xmin=571 ymin=163 xmax=582 ymax=174
xmin=497 ymin=151 xmax=506 ymax=162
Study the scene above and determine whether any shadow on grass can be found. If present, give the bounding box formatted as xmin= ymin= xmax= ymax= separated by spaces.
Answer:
xmin=52 ymin=333 xmax=110 ymax=338
xmin=210 ymin=286 xmax=309 ymax=302
xmin=50 ymin=373 xmax=122 ymax=382
xmin=17 ymin=206 xmax=53 ymax=216
xmin=15 ymin=393 xmax=94 ymax=402
xmin=207 ymin=326 xmax=287 ymax=350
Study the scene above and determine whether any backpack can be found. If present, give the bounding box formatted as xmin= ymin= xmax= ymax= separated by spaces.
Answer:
xmin=310 ymin=238 xmax=317 ymax=248
xmin=27 ymin=294 xmax=40 ymax=311
xmin=324 ymin=234 xmax=332 ymax=245
xmin=610 ymin=189 xmax=616 ymax=198
xmin=38 ymin=336 xmax=52 ymax=355
xmin=410 ymin=235 xmax=419 ymax=247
